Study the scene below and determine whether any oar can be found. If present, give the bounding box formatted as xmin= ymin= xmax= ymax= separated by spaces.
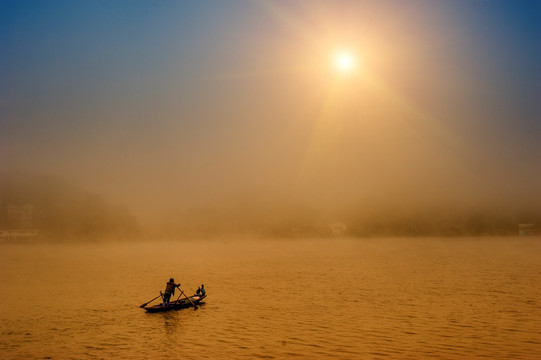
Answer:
xmin=177 ymin=286 xmax=198 ymax=310
xmin=139 ymin=293 xmax=163 ymax=308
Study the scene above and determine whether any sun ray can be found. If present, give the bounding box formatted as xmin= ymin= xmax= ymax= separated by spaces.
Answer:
xmin=244 ymin=1 xmax=465 ymax=196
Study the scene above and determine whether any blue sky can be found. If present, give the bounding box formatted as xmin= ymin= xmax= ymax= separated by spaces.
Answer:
xmin=1 ymin=0 xmax=540 ymax=222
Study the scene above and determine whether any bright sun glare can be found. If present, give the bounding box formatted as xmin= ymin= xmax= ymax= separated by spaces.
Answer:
xmin=334 ymin=51 xmax=355 ymax=72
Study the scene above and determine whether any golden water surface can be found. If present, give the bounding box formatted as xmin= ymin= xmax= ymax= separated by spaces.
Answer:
xmin=1 ymin=237 xmax=540 ymax=359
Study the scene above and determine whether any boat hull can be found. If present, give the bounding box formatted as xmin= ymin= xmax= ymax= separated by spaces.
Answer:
xmin=144 ymin=295 xmax=206 ymax=312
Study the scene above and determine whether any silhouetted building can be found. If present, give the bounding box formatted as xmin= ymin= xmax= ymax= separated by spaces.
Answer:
xmin=518 ymin=224 xmax=536 ymax=236
xmin=0 ymin=205 xmax=39 ymax=242
xmin=8 ymin=204 xmax=34 ymax=229
xmin=329 ymin=222 xmax=348 ymax=236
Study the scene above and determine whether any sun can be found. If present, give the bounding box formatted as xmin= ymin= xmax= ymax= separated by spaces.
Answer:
xmin=334 ymin=51 xmax=356 ymax=72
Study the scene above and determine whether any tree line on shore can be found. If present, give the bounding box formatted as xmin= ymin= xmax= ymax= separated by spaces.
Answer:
xmin=1 ymin=172 xmax=538 ymax=240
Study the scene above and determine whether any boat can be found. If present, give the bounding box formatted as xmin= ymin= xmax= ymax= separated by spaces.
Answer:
xmin=144 ymin=294 xmax=207 ymax=313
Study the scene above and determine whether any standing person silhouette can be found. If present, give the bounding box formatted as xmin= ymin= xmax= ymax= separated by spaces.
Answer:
xmin=162 ymin=278 xmax=180 ymax=306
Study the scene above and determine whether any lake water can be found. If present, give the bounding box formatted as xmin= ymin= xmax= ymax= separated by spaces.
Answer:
xmin=0 ymin=237 xmax=540 ymax=359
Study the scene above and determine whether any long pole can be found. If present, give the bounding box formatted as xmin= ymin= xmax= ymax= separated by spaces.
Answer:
xmin=177 ymin=286 xmax=198 ymax=310
xmin=139 ymin=293 xmax=163 ymax=308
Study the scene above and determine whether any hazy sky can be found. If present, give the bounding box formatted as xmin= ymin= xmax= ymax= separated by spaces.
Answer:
xmin=1 ymin=0 xmax=540 ymax=224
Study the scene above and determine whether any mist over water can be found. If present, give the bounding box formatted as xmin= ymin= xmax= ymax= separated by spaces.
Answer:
xmin=1 ymin=170 xmax=539 ymax=239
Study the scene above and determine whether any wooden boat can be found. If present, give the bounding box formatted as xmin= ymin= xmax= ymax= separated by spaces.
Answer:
xmin=144 ymin=294 xmax=207 ymax=313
